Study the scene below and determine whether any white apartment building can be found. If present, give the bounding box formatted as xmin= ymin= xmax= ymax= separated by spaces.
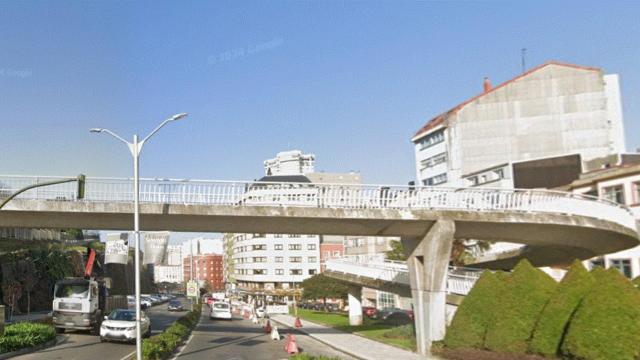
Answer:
xmin=264 ymin=150 xmax=315 ymax=176
xmin=232 ymin=233 xmax=321 ymax=291
xmin=166 ymin=245 xmax=182 ymax=266
xmin=560 ymin=161 xmax=640 ymax=278
xmin=153 ymin=265 xmax=183 ymax=284
xmin=412 ymin=61 xmax=626 ymax=188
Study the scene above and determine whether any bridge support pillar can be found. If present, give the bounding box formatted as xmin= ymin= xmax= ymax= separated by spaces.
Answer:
xmin=402 ymin=219 xmax=455 ymax=357
xmin=347 ymin=286 xmax=363 ymax=326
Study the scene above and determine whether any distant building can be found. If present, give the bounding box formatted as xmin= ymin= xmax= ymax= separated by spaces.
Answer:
xmin=183 ymin=254 xmax=224 ymax=291
xmin=166 ymin=245 xmax=182 ymax=266
xmin=319 ymin=236 xmax=345 ymax=272
xmin=264 ymin=150 xmax=315 ymax=176
xmin=559 ymin=157 xmax=640 ymax=278
xmin=412 ymin=61 xmax=626 ymax=188
xmin=154 ymin=265 xmax=182 ymax=284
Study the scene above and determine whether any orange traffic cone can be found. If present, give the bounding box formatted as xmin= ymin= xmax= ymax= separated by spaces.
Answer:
xmin=294 ymin=317 xmax=303 ymax=328
xmin=285 ymin=334 xmax=299 ymax=354
xmin=264 ymin=320 xmax=272 ymax=334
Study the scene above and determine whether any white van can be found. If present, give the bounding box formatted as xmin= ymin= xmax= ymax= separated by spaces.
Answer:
xmin=210 ymin=301 xmax=232 ymax=320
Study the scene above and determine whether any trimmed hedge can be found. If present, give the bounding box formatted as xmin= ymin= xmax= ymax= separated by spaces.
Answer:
xmin=484 ymin=260 xmax=557 ymax=353
xmin=142 ymin=305 xmax=202 ymax=360
xmin=444 ymin=271 xmax=507 ymax=349
xmin=529 ymin=260 xmax=595 ymax=357
xmin=562 ymin=268 xmax=640 ymax=360
xmin=0 ymin=322 xmax=56 ymax=353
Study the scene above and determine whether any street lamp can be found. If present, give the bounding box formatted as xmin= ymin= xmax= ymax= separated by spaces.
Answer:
xmin=90 ymin=112 xmax=187 ymax=360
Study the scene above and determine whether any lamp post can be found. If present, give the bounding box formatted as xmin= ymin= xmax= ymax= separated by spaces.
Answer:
xmin=90 ymin=113 xmax=187 ymax=360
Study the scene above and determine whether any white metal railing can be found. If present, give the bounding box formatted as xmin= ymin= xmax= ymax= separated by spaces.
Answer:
xmin=0 ymin=175 xmax=635 ymax=231
xmin=324 ymin=258 xmax=483 ymax=296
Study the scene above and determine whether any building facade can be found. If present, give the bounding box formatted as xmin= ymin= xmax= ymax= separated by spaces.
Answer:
xmin=153 ymin=265 xmax=183 ymax=284
xmin=264 ymin=150 xmax=315 ymax=176
xmin=560 ymin=160 xmax=640 ymax=278
xmin=412 ymin=61 xmax=626 ymax=188
xmin=183 ymin=254 xmax=224 ymax=290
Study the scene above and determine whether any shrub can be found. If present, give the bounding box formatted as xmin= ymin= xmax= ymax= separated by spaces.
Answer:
xmin=529 ymin=260 xmax=595 ymax=357
xmin=142 ymin=305 xmax=202 ymax=360
xmin=561 ymin=268 xmax=640 ymax=360
xmin=0 ymin=322 xmax=56 ymax=353
xmin=484 ymin=260 xmax=557 ymax=354
xmin=444 ymin=270 xmax=507 ymax=349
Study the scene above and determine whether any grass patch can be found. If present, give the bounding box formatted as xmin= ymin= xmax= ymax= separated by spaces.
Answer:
xmin=0 ymin=322 xmax=56 ymax=353
xmin=292 ymin=308 xmax=415 ymax=351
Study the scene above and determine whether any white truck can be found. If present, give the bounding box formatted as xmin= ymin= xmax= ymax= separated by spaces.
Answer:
xmin=52 ymin=277 xmax=109 ymax=334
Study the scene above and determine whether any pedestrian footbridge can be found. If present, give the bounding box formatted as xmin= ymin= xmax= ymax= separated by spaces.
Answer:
xmin=1 ymin=175 xmax=638 ymax=356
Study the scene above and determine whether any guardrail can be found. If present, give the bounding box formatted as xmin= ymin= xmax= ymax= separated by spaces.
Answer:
xmin=324 ymin=258 xmax=482 ymax=296
xmin=0 ymin=175 xmax=635 ymax=231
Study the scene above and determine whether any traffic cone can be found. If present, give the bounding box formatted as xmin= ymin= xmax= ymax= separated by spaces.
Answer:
xmin=285 ymin=334 xmax=299 ymax=354
xmin=294 ymin=317 xmax=303 ymax=328
xmin=264 ymin=320 xmax=272 ymax=334
xmin=270 ymin=325 xmax=280 ymax=340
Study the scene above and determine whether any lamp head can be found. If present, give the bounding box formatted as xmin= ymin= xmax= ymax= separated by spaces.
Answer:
xmin=170 ymin=113 xmax=188 ymax=121
xmin=89 ymin=128 xmax=104 ymax=133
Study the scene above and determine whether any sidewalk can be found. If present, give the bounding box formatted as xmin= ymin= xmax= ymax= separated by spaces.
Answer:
xmin=270 ymin=314 xmax=440 ymax=360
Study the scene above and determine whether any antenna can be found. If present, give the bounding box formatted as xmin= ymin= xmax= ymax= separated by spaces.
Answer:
xmin=521 ymin=48 xmax=527 ymax=73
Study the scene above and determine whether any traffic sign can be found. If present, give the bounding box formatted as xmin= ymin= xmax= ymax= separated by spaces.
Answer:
xmin=187 ymin=280 xmax=198 ymax=297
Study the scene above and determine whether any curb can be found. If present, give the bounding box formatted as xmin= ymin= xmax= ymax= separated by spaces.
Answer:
xmin=0 ymin=334 xmax=65 ymax=359
xmin=270 ymin=317 xmax=369 ymax=360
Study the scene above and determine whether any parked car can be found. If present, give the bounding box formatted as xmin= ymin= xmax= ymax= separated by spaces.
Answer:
xmin=362 ymin=306 xmax=377 ymax=318
xmin=100 ymin=309 xmax=150 ymax=342
xmin=140 ymin=297 xmax=153 ymax=309
xmin=255 ymin=307 xmax=266 ymax=318
xmin=378 ymin=308 xmax=412 ymax=326
xmin=167 ymin=300 xmax=184 ymax=311
xmin=210 ymin=302 xmax=232 ymax=320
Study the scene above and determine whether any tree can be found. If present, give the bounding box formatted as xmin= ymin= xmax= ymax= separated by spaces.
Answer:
xmin=385 ymin=238 xmax=490 ymax=265
xmin=385 ymin=240 xmax=406 ymax=261
xmin=300 ymin=274 xmax=348 ymax=308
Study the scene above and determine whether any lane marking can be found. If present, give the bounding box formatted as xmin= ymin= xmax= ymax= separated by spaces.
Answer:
xmin=119 ymin=350 xmax=135 ymax=360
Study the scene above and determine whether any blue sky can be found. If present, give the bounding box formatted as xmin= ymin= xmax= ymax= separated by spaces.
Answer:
xmin=1 ymin=0 xmax=639 ymax=186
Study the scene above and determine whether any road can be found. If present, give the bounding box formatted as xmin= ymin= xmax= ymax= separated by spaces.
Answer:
xmin=15 ymin=299 xmax=192 ymax=360
xmin=176 ymin=309 xmax=356 ymax=360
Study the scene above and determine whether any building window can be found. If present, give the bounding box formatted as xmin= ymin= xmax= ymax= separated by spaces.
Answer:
xmin=418 ymin=129 xmax=445 ymax=150
xmin=252 ymin=269 xmax=267 ymax=275
xmin=274 ymin=234 xmax=283 ymax=238
xmin=290 ymin=234 xmax=301 ymax=238
xmin=601 ymin=185 xmax=625 ymax=204
xmin=252 ymin=257 xmax=267 ymax=263
xmin=378 ymin=291 xmax=395 ymax=308
xmin=289 ymin=244 xmax=302 ymax=250
xmin=610 ymin=259 xmax=632 ymax=278
xmin=332 ymin=251 xmax=340 ymax=257
xmin=252 ymin=244 xmax=266 ymax=251
xmin=274 ymin=244 xmax=283 ymax=250
xmin=634 ymin=182 xmax=640 ymax=204
xmin=275 ymin=256 xmax=283 ymax=263
xmin=290 ymin=269 xmax=302 ymax=275
xmin=290 ymin=257 xmax=303 ymax=263
xmin=422 ymin=173 xmax=447 ymax=186
xmin=420 ymin=152 xmax=447 ymax=170
xmin=275 ymin=269 xmax=284 ymax=275
xmin=307 ymin=244 xmax=317 ymax=250
xmin=309 ymin=269 xmax=317 ymax=275
xmin=308 ymin=257 xmax=317 ymax=263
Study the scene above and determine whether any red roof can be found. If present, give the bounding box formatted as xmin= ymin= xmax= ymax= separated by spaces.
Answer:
xmin=411 ymin=61 xmax=601 ymax=141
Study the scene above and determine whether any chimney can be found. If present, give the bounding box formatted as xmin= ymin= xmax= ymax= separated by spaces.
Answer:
xmin=483 ymin=77 xmax=492 ymax=93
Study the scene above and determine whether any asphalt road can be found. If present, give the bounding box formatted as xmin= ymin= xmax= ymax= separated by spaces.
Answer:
xmin=15 ymin=298 xmax=192 ymax=360
xmin=176 ymin=309 xmax=356 ymax=360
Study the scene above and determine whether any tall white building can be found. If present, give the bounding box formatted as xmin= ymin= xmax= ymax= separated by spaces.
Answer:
xmin=412 ymin=61 xmax=626 ymax=188
xmin=264 ymin=150 xmax=315 ymax=176
xmin=166 ymin=245 xmax=182 ymax=266
xmin=154 ymin=265 xmax=183 ymax=284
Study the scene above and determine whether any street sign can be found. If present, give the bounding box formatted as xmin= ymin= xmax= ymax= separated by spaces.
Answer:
xmin=186 ymin=280 xmax=198 ymax=297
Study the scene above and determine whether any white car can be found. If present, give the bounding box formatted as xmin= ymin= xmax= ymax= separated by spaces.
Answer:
xmin=210 ymin=302 xmax=232 ymax=320
xmin=255 ymin=307 xmax=266 ymax=318
xmin=100 ymin=309 xmax=151 ymax=342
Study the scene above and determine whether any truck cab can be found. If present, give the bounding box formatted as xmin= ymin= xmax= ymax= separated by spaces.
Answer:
xmin=52 ymin=278 xmax=107 ymax=333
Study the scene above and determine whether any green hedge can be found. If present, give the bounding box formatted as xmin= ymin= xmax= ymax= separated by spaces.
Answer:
xmin=562 ymin=268 xmax=640 ymax=360
xmin=529 ymin=260 xmax=595 ymax=357
xmin=0 ymin=322 xmax=56 ymax=353
xmin=484 ymin=260 xmax=557 ymax=353
xmin=444 ymin=270 xmax=507 ymax=349
xmin=142 ymin=305 xmax=202 ymax=360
